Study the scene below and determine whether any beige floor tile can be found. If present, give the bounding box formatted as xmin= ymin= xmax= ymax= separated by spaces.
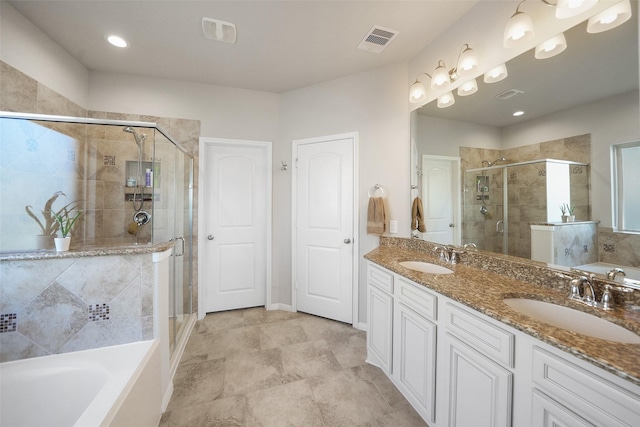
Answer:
xmin=163 ymin=395 xmax=248 ymax=427
xmin=164 ymin=309 xmax=426 ymax=427
xmin=308 ymin=366 xmax=393 ymax=426
xmin=259 ymin=319 xmax=309 ymax=349
xmin=169 ymin=358 xmax=225 ymax=409
xmin=280 ymin=339 xmax=341 ymax=380
xmin=245 ymin=380 xmax=324 ymax=427
xmin=223 ymin=347 xmax=291 ymax=397
xmin=194 ymin=310 xmax=245 ymax=334
xmin=331 ymin=330 xmax=367 ymax=369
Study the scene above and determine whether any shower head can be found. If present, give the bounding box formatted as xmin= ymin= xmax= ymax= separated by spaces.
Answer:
xmin=482 ymin=157 xmax=507 ymax=167
xmin=122 ymin=126 xmax=147 ymax=147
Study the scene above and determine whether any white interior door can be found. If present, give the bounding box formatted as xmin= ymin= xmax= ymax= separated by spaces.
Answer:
xmin=422 ymin=155 xmax=460 ymax=245
xmin=294 ymin=134 xmax=356 ymax=324
xmin=201 ymin=139 xmax=271 ymax=313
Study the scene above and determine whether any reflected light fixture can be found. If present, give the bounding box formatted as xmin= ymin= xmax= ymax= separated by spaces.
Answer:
xmin=504 ymin=1 xmax=535 ymax=48
xmin=106 ymin=35 xmax=128 ymax=48
xmin=484 ymin=63 xmax=509 ymax=83
xmin=437 ymin=92 xmax=456 ymax=108
xmin=431 ymin=60 xmax=451 ymax=89
xmin=535 ymin=33 xmax=567 ymax=59
xmin=457 ymin=79 xmax=478 ymax=96
xmin=554 ymin=0 xmax=599 ymax=19
xmin=513 ymin=110 xmax=525 ymax=117
xmin=587 ymin=0 xmax=632 ymax=33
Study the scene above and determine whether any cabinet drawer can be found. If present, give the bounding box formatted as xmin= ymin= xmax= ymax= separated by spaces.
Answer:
xmin=397 ymin=278 xmax=437 ymax=320
xmin=444 ymin=302 xmax=514 ymax=368
xmin=532 ymin=347 xmax=640 ymax=427
xmin=368 ymin=263 xmax=394 ymax=294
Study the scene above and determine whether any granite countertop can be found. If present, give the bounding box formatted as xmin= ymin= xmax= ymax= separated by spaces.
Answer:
xmin=365 ymin=245 xmax=640 ymax=386
xmin=0 ymin=241 xmax=174 ymax=262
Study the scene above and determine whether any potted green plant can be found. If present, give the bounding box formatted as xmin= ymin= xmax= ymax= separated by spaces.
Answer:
xmin=52 ymin=209 xmax=83 ymax=251
xmin=25 ymin=191 xmax=77 ymax=249
xmin=560 ymin=203 xmax=575 ymax=223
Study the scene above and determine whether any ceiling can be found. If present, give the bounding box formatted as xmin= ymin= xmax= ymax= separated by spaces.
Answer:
xmin=417 ymin=3 xmax=639 ymax=127
xmin=7 ymin=0 xmax=479 ymax=93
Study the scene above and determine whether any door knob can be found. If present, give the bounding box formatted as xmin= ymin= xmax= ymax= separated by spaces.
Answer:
xmin=344 ymin=238 xmax=352 ymax=244
xmin=207 ymin=235 xmax=215 ymax=240
xmin=449 ymin=223 xmax=454 ymax=227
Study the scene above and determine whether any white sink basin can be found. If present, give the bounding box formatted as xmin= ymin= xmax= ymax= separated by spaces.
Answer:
xmin=399 ymin=261 xmax=453 ymax=275
xmin=503 ymin=298 xmax=640 ymax=344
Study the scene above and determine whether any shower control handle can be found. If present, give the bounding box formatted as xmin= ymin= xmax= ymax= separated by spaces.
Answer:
xmin=208 ymin=235 xmax=215 ymax=240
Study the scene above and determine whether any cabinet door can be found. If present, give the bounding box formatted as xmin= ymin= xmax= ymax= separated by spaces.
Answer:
xmin=367 ymin=285 xmax=393 ymax=373
xmin=445 ymin=333 xmax=513 ymax=427
xmin=531 ymin=389 xmax=595 ymax=427
xmin=394 ymin=303 xmax=437 ymax=424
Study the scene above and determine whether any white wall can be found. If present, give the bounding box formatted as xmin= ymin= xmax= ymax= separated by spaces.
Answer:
xmin=280 ymin=62 xmax=411 ymax=323
xmin=0 ymin=2 xmax=89 ymax=107
xmin=502 ymin=90 xmax=640 ymax=228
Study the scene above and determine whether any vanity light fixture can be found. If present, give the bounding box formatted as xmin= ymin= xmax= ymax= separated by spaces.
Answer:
xmin=106 ymin=35 xmax=128 ymax=48
xmin=554 ymin=0 xmax=599 ymax=19
xmin=504 ymin=1 xmax=535 ymax=48
xmin=409 ymin=73 xmax=430 ymax=103
xmin=457 ymin=79 xmax=478 ymax=96
xmin=484 ymin=63 xmax=509 ymax=83
xmin=587 ymin=0 xmax=632 ymax=33
xmin=535 ymin=33 xmax=568 ymax=58
xmin=437 ymin=92 xmax=456 ymax=108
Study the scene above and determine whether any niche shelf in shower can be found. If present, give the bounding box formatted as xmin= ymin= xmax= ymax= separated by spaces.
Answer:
xmin=124 ymin=160 xmax=161 ymax=189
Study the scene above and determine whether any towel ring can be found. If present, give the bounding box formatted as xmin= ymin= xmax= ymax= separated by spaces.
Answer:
xmin=368 ymin=184 xmax=384 ymax=198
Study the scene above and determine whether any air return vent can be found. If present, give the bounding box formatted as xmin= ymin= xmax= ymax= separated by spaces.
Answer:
xmin=202 ymin=17 xmax=237 ymax=44
xmin=357 ymin=26 xmax=399 ymax=53
xmin=495 ymin=89 xmax=524 ymax=100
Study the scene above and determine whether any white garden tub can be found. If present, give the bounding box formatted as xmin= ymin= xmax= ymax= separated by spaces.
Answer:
xmin=0 ymin=340 xmax=161 ymax=427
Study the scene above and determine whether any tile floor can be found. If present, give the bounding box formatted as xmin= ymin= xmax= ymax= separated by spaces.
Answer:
xmin=160 ymin=307 xmax=428 ymax=426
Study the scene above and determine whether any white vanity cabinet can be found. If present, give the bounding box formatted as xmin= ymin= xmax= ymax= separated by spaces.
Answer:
xmin=442 ymin=303 xmax=515 ymax=427
xmin=366 ymin=264 xmax=394 ymax=374
xmin=393 ymin=278 xmax=438 ymax=423
xmin=365 ymin=261 xmax=640 ymax=427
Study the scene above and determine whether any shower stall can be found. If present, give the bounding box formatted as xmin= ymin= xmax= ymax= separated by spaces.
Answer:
xmin=0 ymin=112 xmax=193 ymax=356
xmin=462 ymin=159 xmax=590 ymax=259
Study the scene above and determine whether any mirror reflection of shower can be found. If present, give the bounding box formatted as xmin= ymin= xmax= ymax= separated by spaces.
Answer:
xmin=478 ymin=158 xmax=506 ymax=214
xmin=123 ymin=127 xmax=151 ymax=240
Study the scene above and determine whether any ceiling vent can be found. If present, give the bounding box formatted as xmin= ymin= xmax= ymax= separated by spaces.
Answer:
xmin=202 ymin=17 xmax=237 ymax=44
xmin=495 ymin=89 xmax=524 ymax=100
xmin=357 ymin=26 xmax=399 ymax=54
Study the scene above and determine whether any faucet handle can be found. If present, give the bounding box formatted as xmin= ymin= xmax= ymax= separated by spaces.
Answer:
xmin=600 ymin=285 xmax=614 ymax=310
xmin=463 ymin=242 xmax=477 ymax=251
xmin=432 ymin=246 xmax=448 ymax=262
xmin=568 ymin=278 xmax=582 ymax=301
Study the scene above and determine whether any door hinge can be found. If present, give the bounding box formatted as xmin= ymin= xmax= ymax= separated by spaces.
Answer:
xmin=295 ymin=158 xmax=298 ymax=168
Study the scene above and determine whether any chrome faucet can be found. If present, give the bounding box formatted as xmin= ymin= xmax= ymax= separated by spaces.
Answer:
xmin=606 ymin=267 xmax=626 ymax=281
xmin=568 ymin=275 xmax=598 ymax=307
xmin=433 ymin=245 xmax=466 ymax=264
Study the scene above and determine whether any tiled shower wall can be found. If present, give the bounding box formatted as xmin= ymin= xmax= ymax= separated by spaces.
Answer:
xmin=0 ymin=254 xmax=154 ymax=362
xmin=1 ymin=60 xmax=201 ymax=312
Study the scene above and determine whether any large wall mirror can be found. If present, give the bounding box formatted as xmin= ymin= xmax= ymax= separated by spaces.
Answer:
xmin=410 ymin=7 xmax=639 ymax=277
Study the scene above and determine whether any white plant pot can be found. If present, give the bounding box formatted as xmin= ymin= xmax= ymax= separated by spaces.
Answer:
xmin=561 ymin=215 xmax=576 ymax=223
xmin=54 ymin=236 xmax=71 ymax=252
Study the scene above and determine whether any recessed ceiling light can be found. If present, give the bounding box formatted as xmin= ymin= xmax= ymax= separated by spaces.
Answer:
xmin=106 ymin=35 xmax=128 ymax=48
xmin=513 ymin=111 xmax=525 ymax=117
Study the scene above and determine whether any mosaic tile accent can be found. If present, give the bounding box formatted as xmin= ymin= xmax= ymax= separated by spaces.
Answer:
xmin=603 ymin=244 xmax=616 ymax=253
xmin=103 ymin=155 xmax=116 ymax=166
xmin=1 ymin=313 xmax=17 ymax=333
xmin=89 ymin=304 xmax=110 ymax=321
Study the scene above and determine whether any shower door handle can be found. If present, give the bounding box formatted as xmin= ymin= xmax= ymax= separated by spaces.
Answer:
xmin=496 ymin=221 xmax=504 ymax=234
xmin=175 ymin=237 xmax=185 ymax=257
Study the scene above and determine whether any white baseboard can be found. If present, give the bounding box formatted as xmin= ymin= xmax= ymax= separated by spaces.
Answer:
xmin=268 ymin=303 xmax=294 ymax=312
xmin=355 ymin=321 xmax=367 ymax=332
xmin=161 ymin=381 xmax=174 ymax=412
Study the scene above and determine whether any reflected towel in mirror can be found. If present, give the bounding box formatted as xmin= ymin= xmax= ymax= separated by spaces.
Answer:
xmin=411 ymin=197 xmax=427 ymax=232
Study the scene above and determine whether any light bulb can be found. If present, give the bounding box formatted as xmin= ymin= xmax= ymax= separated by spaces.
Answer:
xmin=587 ymin=0 xmax=632 ymax=33
xmin=409 ymin=81 xmax=427 ymax=104
xmin=457 ymin=79 xmax=478 ymax=96
xmin=437 ymin=92 xmax=455 ymax=108
xmin=106 ymin=35 xmax=128 ymax=48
